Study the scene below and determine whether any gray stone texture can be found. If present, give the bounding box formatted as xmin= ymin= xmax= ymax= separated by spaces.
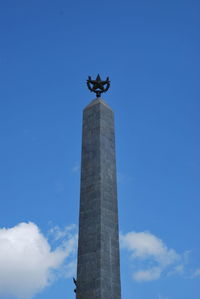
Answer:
xmin=76 ymin=98 xmax=121 ymax=299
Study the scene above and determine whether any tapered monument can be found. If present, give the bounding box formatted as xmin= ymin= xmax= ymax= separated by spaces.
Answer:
xmin=76 ymin=75 xmax=121 ymax=299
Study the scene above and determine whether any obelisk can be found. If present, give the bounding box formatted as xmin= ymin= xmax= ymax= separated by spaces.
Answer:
xmin=76 ymin=75 xmax=121 ymax=299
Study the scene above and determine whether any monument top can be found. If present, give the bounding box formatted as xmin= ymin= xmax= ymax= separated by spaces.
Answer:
xmin=84 ymin=97 xmax=112 ymax=111
xmin=87 ymin=74 xmax=110 ymax=98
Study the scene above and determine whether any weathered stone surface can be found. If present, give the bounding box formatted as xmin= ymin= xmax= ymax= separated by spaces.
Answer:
xmin=76 ymin=98 xmax=121 ymax=299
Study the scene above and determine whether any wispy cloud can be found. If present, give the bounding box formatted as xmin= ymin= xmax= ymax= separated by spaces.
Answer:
xmin=133 ymin=266 xmax=162 ymax=281
xmin=167 ymin=264 xmax=184 ymax=277
xmin=120 ymin=231 xmax=182 ymax=282
xmin=0 ymin=222 xmax=77 ymax=299
xmin=48 ymin=224 xmax=77 ymax=242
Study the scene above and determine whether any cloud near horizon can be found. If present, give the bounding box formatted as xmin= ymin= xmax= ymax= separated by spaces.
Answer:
xmin=0 ymin=222 xmax=197 ymax=298
xmin=120 ymin=231 xmax=182 ymax=281
xmin=0 ymin=222 xmax=77 ymax=299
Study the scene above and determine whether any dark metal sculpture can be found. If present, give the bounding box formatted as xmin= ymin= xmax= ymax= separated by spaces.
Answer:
xmin=73 ymin=277 xmax=77 ymax=293
xmin=87 ymin=74 xmax=110 ymax=98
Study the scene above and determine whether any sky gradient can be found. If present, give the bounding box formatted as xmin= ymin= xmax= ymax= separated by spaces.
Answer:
xmin=0 ymin=1 xmax=200 ymax=298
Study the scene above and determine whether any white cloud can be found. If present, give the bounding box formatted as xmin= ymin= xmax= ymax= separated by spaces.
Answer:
xmin=0 ymin=222 xmax=77 ymax=299
xmin=133 ymin=266 xmax=161 ymax=281
xmin=120 ymin=231 xmax=180 ymax=281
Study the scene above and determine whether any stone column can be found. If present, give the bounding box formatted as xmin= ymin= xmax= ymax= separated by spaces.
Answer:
xmin=76 ymin=98 xmax=121 ymax=299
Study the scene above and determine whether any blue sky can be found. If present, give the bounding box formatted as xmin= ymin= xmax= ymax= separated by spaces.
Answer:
xmin=0 ymin=0 xmax=200 ymax=298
